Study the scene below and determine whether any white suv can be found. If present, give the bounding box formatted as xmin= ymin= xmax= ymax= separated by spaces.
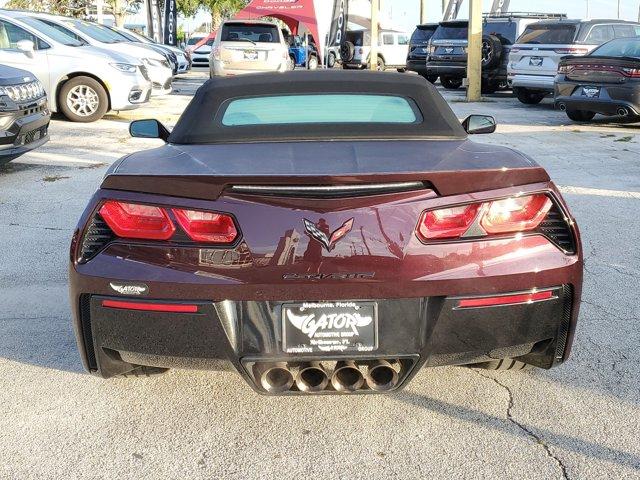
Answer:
xmin=210 ymin=20 xmax=289 ymax=76
xmin=340 ymin=30 xmax=411 ymax=71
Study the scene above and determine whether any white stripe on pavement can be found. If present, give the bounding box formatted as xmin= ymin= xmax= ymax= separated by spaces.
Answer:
xmin=559 ymin=185 xmax=640 ymax=199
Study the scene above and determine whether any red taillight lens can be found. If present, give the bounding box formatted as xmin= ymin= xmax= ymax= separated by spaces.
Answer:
xmin=557 ymin=64 xmax=571 ymax=74
xmin=99 ymin=201 xmax=175 ymax=240
xmin=417 ymin=194 xmax=553 ymax=241
xmin=481 ymin=194 xmax=552 ymax=234
xmin=173 ymin=208 xmax=238 ymax=243
xmin=417 ymin=203 xmax=481 ymax=240
xmin=622 ymin=67 xmax=640 ymax=78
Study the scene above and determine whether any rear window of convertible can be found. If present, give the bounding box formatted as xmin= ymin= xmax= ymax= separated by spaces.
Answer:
xmin=221 ymin=94 xmax=421 ymax=126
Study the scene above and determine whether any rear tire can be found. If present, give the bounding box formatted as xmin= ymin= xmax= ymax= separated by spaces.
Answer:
xmin=368 ymin=56 xmax=385 ymax=71
xmin=566 ymin=109 xmax=596 ymax=122
xmin=513 ymin=87 xmax=546 ymax=105
xmin=481 ymin=81 xmax=499 ymax=94
xmin=441 ymin=77 xmax=463 ymax=90
xmin=421 ymin=74 xmax=439 ymax=84
xmin=307 ymin=55 xmax=318 ymax=70
xmin=58 ymin=76 xmax=109 ymax=123
xmin=288 ymin=55 xmax=296 ymax=71
xmin=468 ymin=359 xmax=531 ymax=370
xmin=327 ymin=52 xmax=336 ymax=68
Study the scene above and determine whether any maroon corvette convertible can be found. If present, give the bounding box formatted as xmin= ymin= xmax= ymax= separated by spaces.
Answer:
xmin=69 ymin=71 xmax=582 ymax=395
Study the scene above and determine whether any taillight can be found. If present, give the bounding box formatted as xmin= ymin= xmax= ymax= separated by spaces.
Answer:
xmin=480 ymin=194 xmax=552 ymax=234
xmin=557 ymin=64 xmax=571 ymax=74
xmin=212 ymin=46 xmax=221 ymax=60
xmin=99 ymin=201 xmax=175 ymax=240
xmin=172 ymin=208 xmax=237 ymax=243
xmin=418 ymin=204 xmax=481 ymax=240
xmin=417 ymin=194 xmax=553 ymax=242
xmin=622 ymin=67 xmax=640 ymax=78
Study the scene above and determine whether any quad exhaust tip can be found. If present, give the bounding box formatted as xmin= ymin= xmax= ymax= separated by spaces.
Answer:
xmin=296 ymin=362 xmax=329 ymax=392
xmin=254 ymin=362 xmax=294 ymax=394
xmin=617 ymin=107 xmax=629 ymax=117
xmin=365 ymin=359 xmax=399 ymax=392
xmin=558 ymin=103 xmax=567 ymax=112
xmin=331 ymin=361 xmax=365 ymax=392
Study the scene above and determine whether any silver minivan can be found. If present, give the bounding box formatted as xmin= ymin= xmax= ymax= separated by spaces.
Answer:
xmin=210 ymin=20 xmax=289 ymax=76
xmin=0 ymin=10 xmax=151 ymax=122
xmin=508 ymin=19 xmax=640 ymax=104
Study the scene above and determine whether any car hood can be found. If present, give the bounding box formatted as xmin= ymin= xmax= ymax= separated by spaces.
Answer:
xmin=0 ymin=64 xmax=39 ymax=85
xmin=102 ymin=140 xmax=549 ymax=200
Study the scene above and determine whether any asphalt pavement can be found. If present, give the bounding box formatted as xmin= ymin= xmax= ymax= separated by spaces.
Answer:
xmin=0 ymin=70 xmax=638 ymax=479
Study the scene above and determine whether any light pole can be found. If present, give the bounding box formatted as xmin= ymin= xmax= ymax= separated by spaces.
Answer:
xmin=466 ymin=0 xmax=482 ymax=101
xmin=420 ymin=0 xmax=428 ymax=24
xmin=370 ymin=0 xmax=379 ymax=70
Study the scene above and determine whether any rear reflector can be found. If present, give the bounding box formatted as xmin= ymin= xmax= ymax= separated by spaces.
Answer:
xmin=457 ymin=290 xmax=554 ymax=309
xmin=102 ymin=299 xmax=199 ymax=313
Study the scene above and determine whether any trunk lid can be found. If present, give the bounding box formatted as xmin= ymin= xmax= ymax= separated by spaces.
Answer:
xmin=562 ymin=55 xmax=640 ymax=84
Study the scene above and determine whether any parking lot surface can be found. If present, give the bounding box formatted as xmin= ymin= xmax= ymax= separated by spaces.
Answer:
xmin=1 ymin=70 xmax=638 ymax=479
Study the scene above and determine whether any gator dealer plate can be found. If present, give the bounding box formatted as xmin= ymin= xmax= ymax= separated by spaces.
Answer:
xmin=282 ymin=302 xmax=378 ymax=354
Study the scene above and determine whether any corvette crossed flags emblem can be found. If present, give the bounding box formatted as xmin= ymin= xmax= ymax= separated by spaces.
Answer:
xmin=303 ymin=218 xmax=354 ymax=252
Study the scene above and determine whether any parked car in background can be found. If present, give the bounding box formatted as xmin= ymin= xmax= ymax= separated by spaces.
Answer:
xmin=285 ymin=33 xmax=319 ymax=70
xmin=24 ymin=13 xmax=173 ymax=95
xmin=406 ymin=23 xmax=438 ymax=82
xmin=0 ymin=63 xmax=49 ymax=165
xmin=555 ymin=36 xmax=640 ymax=122
xmin=0 ymin=10 xmax=152 ymax=122
xmin=186 ymin=33 xmax=206 ymax=52
xmin=426 ymin=13 xmax=565 ymax=92
xmin=509 ymin=19 xmax=640 ymax=104
xmin=341 ymin=29 xmax=411 ymax=71
xmin=210 ymin=20 xmax=289 ymax=76
xmin=108 ymin=26 xmax=190 ymax=75
xmin=192 ymin=37 xmax=213 ymax=67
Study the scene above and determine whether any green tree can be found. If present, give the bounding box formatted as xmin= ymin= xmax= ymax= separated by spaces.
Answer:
xmin=5 ymin=0 xmax=90 ymax=17
xmin=105 ymin=0 xmax=143 ymax=27
xmin=202 ymin=0 xmax=246 ymax=31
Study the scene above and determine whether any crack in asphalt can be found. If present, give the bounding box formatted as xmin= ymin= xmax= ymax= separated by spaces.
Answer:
xmin=5 ymin=223 xmax=66 ymax=231
xmin=475 ymin=371 xmax=570 ymax=480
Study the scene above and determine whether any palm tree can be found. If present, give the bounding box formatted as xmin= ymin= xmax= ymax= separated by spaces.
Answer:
xmin=203 ymin=0 xmax=246 ymax=32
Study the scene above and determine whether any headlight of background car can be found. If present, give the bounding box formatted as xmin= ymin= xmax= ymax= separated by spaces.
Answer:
xmin=143 ymin=58 xmax=164 ymax=68
xmin=110 ymin=63 xmax=138 ymax=74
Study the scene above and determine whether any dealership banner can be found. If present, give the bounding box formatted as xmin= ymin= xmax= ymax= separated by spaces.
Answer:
xmin=163 ymin=0 xmax=177 ymax=46
xmin=328 ymin=0 xmax=349 ymax=47
xmin=146 ymin=0 xmax=162 ymax=43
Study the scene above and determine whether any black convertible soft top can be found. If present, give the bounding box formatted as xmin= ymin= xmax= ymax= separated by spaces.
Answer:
xmin=168 ymin=71 xmax=467 ymax=144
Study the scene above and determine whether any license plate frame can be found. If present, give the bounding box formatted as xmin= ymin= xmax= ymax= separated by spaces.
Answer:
xmin=529 ymin=56 xmax=544 ymax=67
xmin=282 ymin=301 xmax=378 ymax=354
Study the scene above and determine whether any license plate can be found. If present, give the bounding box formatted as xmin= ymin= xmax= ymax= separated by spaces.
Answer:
xmin=282 ymin=301 xmax=378 ymax=354
xmin=581 ymin=86 xmax=601 ymax=98
xmin=529 ymin=56 xmax=543 ymax=67
xmin=244 ymin=50 xmax=258 ymax=60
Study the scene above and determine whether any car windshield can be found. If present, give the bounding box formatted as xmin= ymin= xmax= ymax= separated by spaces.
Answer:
xmin=483 ymin=21 xmax=517 ymax=44
xmin=410 ymin=27 xmax=436 ymax=44
xmin=221 ymin=94 xmax=419 ymax=126
xmin=221 ymin=23 xmax=279 ymax=43
xmin=590 ymin=37 xmax=640 ymax=58
xmin=431 ymin=24 xmax=468 ymax=41
xmin=19 ymin=17 xmax=85 ymax=46
xmin=64 ymin=19 xmax=128 ymax=43
xmin=517 ymin=24 xmax=577 ymax=44
xmin=187 ymin=36 xmax=204 ymax=45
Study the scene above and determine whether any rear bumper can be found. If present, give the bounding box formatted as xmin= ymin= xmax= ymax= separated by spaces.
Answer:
xmin=406 ymin=58 xmax=428 ymax=74
xmin=426 ymin=61 xmax=466 ymax=78
xmin=211 ymin=59 xmax=288 ymax=76
xmin=554 ymin=79 xmax=640 ymax=115
xmin=508 ymin=73 xmax=555 ymax=92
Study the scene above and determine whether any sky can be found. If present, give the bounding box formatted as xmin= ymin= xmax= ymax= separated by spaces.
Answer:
xmin=178 ymin=0 xmax=640 ymax=37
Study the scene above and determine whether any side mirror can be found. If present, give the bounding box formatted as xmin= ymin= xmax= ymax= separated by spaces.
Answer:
xmin=16 ymin=39 xmax=35 ymax=57
xmin=462 ymin=115 xmax=497 ymax=135
xmin=129 ymin=119 xmax=170 ymax=141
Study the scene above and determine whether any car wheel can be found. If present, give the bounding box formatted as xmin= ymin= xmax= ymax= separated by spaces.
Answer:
xmin=566 ymin=109 xmax=596 ymax=122
xmin=440 ymin=77 xmax=463 ymax=90
xmin=467 ymin=359 xmax=531 ymax=370
xmin=421 ymin=74 xmax=439 ymax=84
xmin=481 ymin=81 xmax=499 ymax=94
xmin=327 ymin=52 xmax=336 ymax=68
xmin=307 ymin=55 xmax=318 ymax=70
xmin=368 ymin=56 xmax=385 ymax=71
xmin=340 ymin=41 xmax=355 ymax=62
xmin=513 ymin=87 xmax=546 ymax=105
xmin=397 ymin=67 xmax=406 ymax=73
xmin=288 ymin=55 xmax=296 ymax=71
xmin=59 ymin=76 xmax=108 ymax=123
